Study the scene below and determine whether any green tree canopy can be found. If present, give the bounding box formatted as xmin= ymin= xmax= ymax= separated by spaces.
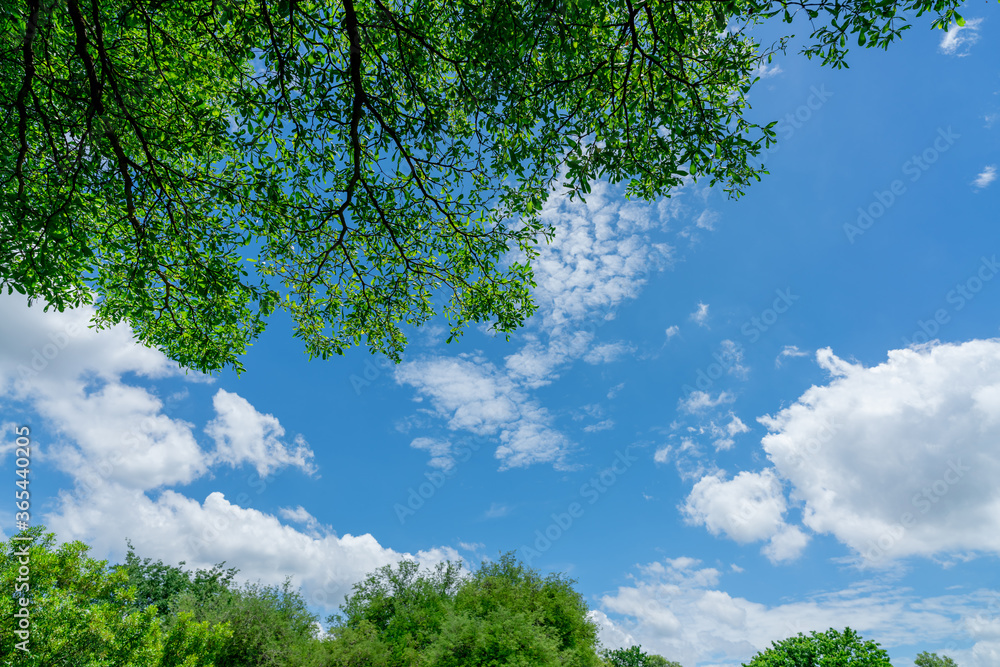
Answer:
xmin=116 ymin=538 xmax=238 ymax=618
xmin=1 ymin=0 xmax=973 ymax=373
xmin=915 ymin=651 xmax=959 ymax=667
xmin=115 ymin=541 xmax=324 ymax=667
xmin=602 ymin=644 xmax=682 ymax=667
xmin=326 ymin=552 xmax=603 ymax=667
xmin=742 ymin=627 xmax=893 ymax=667
xmin=0 ymin=526 xmax=231 ymax=666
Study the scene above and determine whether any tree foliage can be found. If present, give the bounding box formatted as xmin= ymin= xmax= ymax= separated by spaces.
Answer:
xmin=915 ymin=651 xmax=959 ymax=667
xmin=3 ymin=529 xmax=964 ymax=667
xmin=0 ymin=526 xmax=230 ymax=666
xmin=602 ymin=644 xmax=681 ymax=667
xmin=327 ymin=552 xmax=603 ymax=667
xmin=0 ymin=0 xmax=971 ymax=373
xmin=742 ymin=627 xmax=893 ymax=667
xmin=117 ymin=539 xmax=238 ymax=619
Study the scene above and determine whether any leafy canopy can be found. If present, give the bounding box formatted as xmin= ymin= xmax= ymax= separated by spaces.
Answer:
xmin=602 ymin=644 xmax=681 ymax=667
xmin=915 ymin=651 xmax=959 ymax=667
xmin=1 ymin=0 xmax=971 ymax=373
xmin=742 ymin=627 xmax=893 ymax=667
xmin=0 ymin=526 xmax=231 ymax=666
xmin=327 ymin=552 xmax=604 ymax=667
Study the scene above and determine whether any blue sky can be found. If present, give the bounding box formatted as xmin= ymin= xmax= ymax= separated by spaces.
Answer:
xmin=2 ymin=7 xmax=1000 ymax=667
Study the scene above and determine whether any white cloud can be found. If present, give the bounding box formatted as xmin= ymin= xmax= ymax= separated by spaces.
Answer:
xmin=41 ymin=381 xmax=207 ymax=490
xmin=758 ymin=341 xmax=1000 ymax=565
xmin=0 ymin=297 xmax=207 ymax=490
xmin=973 ymin=165 xmax=997 ymax=190
xmin=395 ymin=356 xmax=571 ymax=469
xmin=206 ymin=389 xmax=317 ymax=478
xmin=0 ymin=296 xmax=462 ymax=617
xmin=396 ymin=179 xmax=699 ymax=471
xmin=683 ymin=469 xmax=808 ymax=562
xmin=751 ymin=61 xmax=783 ymax=79
xmin=529 ymin=181 xmax=674 ymax=332
xmin=679 ymin=390 xmax=735 ymax=414
xmin=939 ymin=18 xmax=982 ymax=56
xmin=720 ymin=339 xmax=747 ymax=377
xmin=583 ymin=342 xmax=634 ymax=365
xmin=689 ymin=302 xmax=710 ymax=327
xmin=726 ymin=415 xmax=750 ymax=436
xmin=410 ymin=437 xmax=456 ymax=471
xmin=656 ymin=432 xmax=713 ymax=481
xmin=761 ymin=525 xmax=811 ymax=563
xmin=504 ymin=331 xmax=593 ymax=388
xmin=0 ymin=297 xmax=185 ymax=396
xmin=46 ymin=483 xmax=457 ymax=613
xmin=709 ymin=414 xmax=750 ymax=451
xmin=584 ymin=419 xmax=615 ymax=433
xmin=695 ymin=210 xmax=719 ymax=231
xmin=597 ymin=558 xmax=1000 ymax=667
xmin=484 ymin=502 xmax=509 ymax=519
xmin=665 ymin=325 xmax=680 ymax=340
xmin=775 ymin=345 xmax=809 ymax=368
xmin=278 ymin=506 xmax=329 ymax=538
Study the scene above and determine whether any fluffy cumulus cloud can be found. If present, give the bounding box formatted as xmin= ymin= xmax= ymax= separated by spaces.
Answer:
xmin=682 ymin=469 xmax=809 ymax=562
xmin=596 ymin=557 xmax=1000 ymax=667
xmin=758 ymin=341 xmax=1000 ymax=565
xmin=206 ymin=389 xmax=317 ymax=477
xmin=0 ymin=296 xmax=455 ymax=612
xmin=0 ymin=296 xmax=203 ymax=489
xmin=46 ymin=483 xmax=457 ymax=612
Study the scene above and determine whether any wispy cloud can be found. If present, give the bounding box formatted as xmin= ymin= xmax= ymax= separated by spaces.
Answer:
xmin=939 ymin=17 xmax=982 ymax=56
xmin=689 ymin=302 xmax=710 ymax=327
xmin=678 ymin=390 xmax=735 ymax=414
xmin=695 ymin=210 xmax=719 ymax=231
xmin=395 ymin=356 xmax=571 ymax=470
xmin=973 ymin=165 xmax=997 ymax=190
xmin=583 ymin=419 xmax=615 ymax=433
xmin=751 ymin=61 xmax=783 ymax=79
xmin=484 ymin=502 xmax=510 ymax=519
xmin=775 ymin=345 xmax=809 ymax=368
